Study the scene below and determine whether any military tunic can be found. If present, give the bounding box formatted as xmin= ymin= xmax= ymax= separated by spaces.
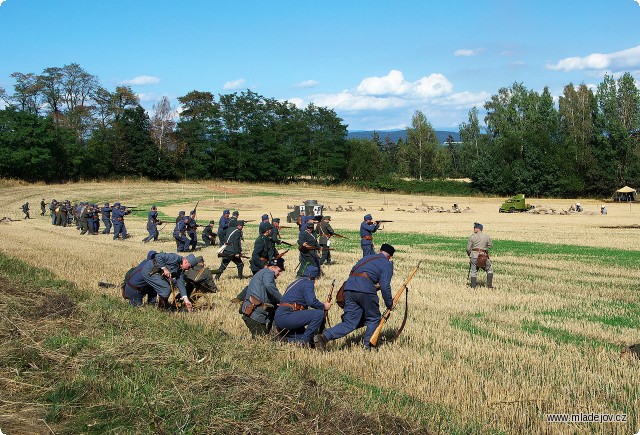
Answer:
xmin=466 ymin=232 xmax=493 ymax=277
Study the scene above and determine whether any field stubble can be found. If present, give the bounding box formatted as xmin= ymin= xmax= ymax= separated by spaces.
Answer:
xmin=1 ymin=180 xmax=639 ymax=433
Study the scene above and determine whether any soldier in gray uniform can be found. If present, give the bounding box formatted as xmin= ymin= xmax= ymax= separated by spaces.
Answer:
xmin=317 ymin=215 xmax=334 ymax=265
xmin=216 ymin=220 xmax=245 ymax=279
xmin=466 ymin=222 xmax=493 ymax=289
xmin=240 ymin=257 xmax=285 ymax=337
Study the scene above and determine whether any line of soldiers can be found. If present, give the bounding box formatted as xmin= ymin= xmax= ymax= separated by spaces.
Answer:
xmin=44 ymin=198 xmax=133 ymax=239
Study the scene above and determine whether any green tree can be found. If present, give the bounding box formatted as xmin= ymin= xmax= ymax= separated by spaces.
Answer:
xmin=405 ymin=110 xmax=439 ymax=180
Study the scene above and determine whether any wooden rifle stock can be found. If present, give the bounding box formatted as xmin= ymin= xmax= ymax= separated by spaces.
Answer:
xmin=368 ymin=260 xmax=421 ymax=347
xmin=324 ymin=279 xmax=336 ymax=327
xmin=276 ymin=249 xmax=289 ymax=259
xmin=279 ymin=240 xmax=293 ymax=246
xmin=278 ymin=225 xmax=293 ymax=229
xmin=332 ymin=233 xmax=347 ymax=239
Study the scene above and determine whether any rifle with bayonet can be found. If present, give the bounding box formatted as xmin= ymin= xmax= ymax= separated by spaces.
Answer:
xmin=368 ymin=260 xmax=421 ymax=348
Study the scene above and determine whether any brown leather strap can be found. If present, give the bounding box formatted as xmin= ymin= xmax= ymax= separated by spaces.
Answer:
xmin=279 ymin=302 xmax=306 ymax=311
xmin=350 ymin=272 xmax=370 ymax=279
xmin=361 ymin=236 xmax=373 ymax=240
xmin=472 ymin=248 xmax=486 ymax=252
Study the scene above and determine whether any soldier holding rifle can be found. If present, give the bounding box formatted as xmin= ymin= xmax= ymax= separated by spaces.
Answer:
xmin=317 ymin=215 xmax=335 ymax=265
xmin=216 ymin=219 xmax=246 ymax=279
xmin=250 ymin=222 xmax=276 ymax=275
xmin=314 ymin=244 xmax=395 ymax=351
xmin=202 ymin=220 xmax=218 ymax=247
xmin=143 ymin=205 xmax=162 ymax=243
xmin=360 ymin=214 xmax=380 ymax=257
xmin=217 ymin=209 xmax=230 ymax=246
xmin=143 ymin=252 xmax=198 ymax=312
xmin=297 ymin=220 xmax=320 ymax=276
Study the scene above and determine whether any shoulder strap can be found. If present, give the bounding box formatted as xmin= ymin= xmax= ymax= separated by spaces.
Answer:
xmin=350 ymin=254 xmax=381 ymax=274
xmin=283 ymin=277 xmax=307 ymax=295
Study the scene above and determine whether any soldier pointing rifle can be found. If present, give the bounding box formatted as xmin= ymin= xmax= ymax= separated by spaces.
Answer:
xmin=360 ymin=214 xmax=380 ymax=257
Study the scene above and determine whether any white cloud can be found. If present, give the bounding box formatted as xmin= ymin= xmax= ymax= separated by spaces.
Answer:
xmin=454 ymin=48 xmax=484 ymax=57
xmin=0 ymin=0 xmax=6 ymax=6
xmin=546 ymin=45 xmax=640 ymax=72
xmin=356 ymin=70 xmax=452 ymax=98
xmin=223 ymin=78 xmax=246 ymax=90
xmin=635 ymin=0 xmax=640 ymax=6
xmin=294 ymin=79 xmax=318 ymax=88
xmin=121 ymin=75 xmax=160 ymax=86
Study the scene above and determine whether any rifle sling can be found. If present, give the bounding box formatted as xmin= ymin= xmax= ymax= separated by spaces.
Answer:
xmin=393 ymin=286 xmax=409 ymax=341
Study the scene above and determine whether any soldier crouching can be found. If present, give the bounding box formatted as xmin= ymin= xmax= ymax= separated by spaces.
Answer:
xmin=274 ymin=265 xmax=330 ymax=346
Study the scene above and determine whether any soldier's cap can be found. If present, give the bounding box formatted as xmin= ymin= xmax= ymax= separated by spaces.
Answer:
xmin=196 ymin=256 xmax=204 ymax=263
xmin=114 ymin=202 xmax=121 ymax=207
xmin=364 ymin=213 xmax=373 ymax=220
xmin=232 ymin=211 xmax=239 ymax=216
xmin=272 ymin=217 xmax=280 ymax=223
xmin=179 ymin=210 xmax=185 ymax=215
xmin=302 ymin=265 xmax=319 ymax=279
xmin=209 ymin=220 xmax=216 ymax=225
xmin=191 ymin=209 xmax=197 ymax=215
xmin=306 ymin=221 xmax=315 ymax=229
xmin=269 ymin=257 xmax=285 ymax=271
xmin=380 ymin=243 xmax=396 ymax=256
xmin=474 ymin=222 xmax=483 ymax=230
xmin=261 ymin=214 xmax=269 ymax=220
xmin=183 ymin=215 xmax=190 ymax=220
xmin=223 ymin=209 xmax=230 ymax=214
xmin=151 ymin=205 xmax=157 ymax=210
xmin=236 ymin=220 xmax=245 ymax=226
xmin=146 ymin=250 xmax=157 ymax=261
xmin=185 ymin=254 xmax=199 ymax=268
xmin=324 ymin=215 xmax=331 ymax=220
xmin=259 ymin=222 xmax=273 ymax=233
xmin=104 ymin=202 xmax=109 ymax=206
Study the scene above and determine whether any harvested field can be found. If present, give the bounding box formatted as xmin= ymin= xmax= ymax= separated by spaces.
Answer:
xmin=1 ymin=179 xmax=639 ymax=434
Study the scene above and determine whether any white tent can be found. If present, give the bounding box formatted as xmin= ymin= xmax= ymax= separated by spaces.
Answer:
xmin=615 ymin=186 xmax=636 ymax=201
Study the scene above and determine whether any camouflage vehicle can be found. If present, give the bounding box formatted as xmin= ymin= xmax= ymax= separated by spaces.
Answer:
xmin=286 ymin=199 xmax=324 ymax=223
xmin=499 ymin=194 xmax=535 ymax=213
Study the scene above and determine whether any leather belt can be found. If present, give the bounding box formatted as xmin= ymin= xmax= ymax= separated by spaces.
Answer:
xmin=472 ymin=248 xmax=486 ymax=252
xmin=350 ymin=272 xmax=370 ymax=279
xmin=279 ymin=302 xmax=305 ymax=311
xmin=361 ymin=236 xmax=373 ymax=240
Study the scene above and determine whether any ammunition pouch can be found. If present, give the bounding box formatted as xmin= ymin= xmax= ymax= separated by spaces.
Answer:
xmin=243 ymin=295 xmax=263 ymax=316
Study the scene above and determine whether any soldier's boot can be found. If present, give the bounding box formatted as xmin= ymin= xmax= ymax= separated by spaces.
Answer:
xmin=470 ymin=277 xmax=477 ymax=289
xmin=237 ymin=264 xmax=244 ymax=279
xmin=214 ymin=263 xmax=226 ymax=280
xmin=487 ymin=273 xmax=493 ymax=289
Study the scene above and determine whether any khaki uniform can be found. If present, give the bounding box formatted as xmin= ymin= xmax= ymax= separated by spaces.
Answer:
xmin=466 ymin=232 xmax=493 ymax=278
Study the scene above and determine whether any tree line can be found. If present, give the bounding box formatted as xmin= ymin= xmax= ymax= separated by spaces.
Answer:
xmin=1 ymin=63 xmax=638 ymax=197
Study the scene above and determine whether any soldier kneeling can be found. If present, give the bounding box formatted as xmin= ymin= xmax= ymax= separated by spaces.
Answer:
xmin=273 ymin=266 xmax=330 ymax=347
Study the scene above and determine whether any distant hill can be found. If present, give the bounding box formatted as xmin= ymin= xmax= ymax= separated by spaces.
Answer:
xmin=347 ymin=129 xmax=460 ymax=145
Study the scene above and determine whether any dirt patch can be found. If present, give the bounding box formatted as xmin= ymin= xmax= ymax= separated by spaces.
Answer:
xmin=205 ymin=184 xmax=243 ymax=195
xmin=34 ymin=292 xmax=77 ymax=318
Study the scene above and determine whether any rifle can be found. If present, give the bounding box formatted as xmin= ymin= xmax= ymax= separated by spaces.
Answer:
xmin=276 ymin=249 xmax=289 ymax=259
xmin=193 ymin=201 xmax=199 ymax=213
xmin=279 ymin=240 xmax=293 ymax=247
xmin=299 ymin=245 xmax=334 ymax=252
xmin=368 ymin=261 xmax=421 ymax=348
xmin=332 ymin=233 xmax=347 ymax=239
xmin=243 ymin=219 xmax=256 ymax=223
xmin=324 ymin=279 xmax=336 ymax=328
xmin=217 ymin=253 xmax=250 ymax=259
xmin=278 ymin=225 xmax=293 ymax=229
xmin=375 ymin=220 xmax=394 ymax=224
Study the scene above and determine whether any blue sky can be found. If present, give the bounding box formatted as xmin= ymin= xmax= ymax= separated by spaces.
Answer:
xmin=1 ymin=0 xmax=639 ymax=131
